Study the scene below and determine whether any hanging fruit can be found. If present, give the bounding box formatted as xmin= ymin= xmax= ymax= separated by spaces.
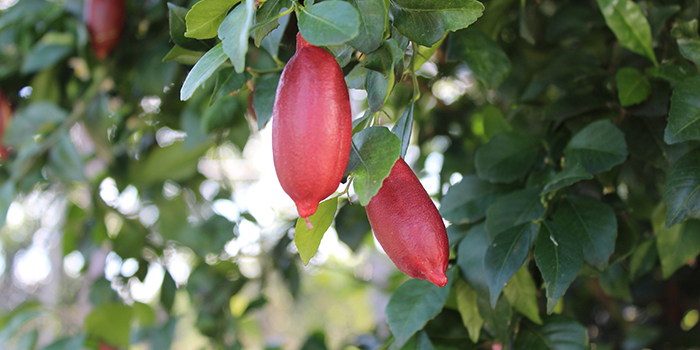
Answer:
xmin=365 ymin=158 xmax=450 ymax=287
xmin=84 ymin=0 xmax=126 ymax=59
xmin=272 ymin=33 xmax=352 ymax=224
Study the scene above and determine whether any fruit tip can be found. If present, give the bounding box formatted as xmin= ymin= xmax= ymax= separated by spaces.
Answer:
xmin=428 ymin=273 xmax=448 ymax=288
xmin=304 ymin=217 xmax=314 ymax=230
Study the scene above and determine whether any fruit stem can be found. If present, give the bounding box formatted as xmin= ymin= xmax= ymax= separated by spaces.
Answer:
xmin=305 ymin=217 xmax=314 ymax=230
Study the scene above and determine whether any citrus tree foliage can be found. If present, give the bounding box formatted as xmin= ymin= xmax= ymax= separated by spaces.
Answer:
xmin=2 ymin=0 xmax=700 ymax=349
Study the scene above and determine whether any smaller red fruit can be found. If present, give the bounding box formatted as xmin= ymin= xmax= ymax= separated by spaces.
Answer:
xmin=0 ymin=90 xmax=12 ymax=161
xmin=84 ymin=0 xmax=126 ymax=60
xmin=365 ymin=158 xmax=449 ymax=287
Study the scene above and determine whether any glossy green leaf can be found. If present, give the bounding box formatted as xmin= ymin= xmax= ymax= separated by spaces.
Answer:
xmin=671 ymin=19 xmax=700 ymax=65
xmin=454 ymin=279 xmax=484 ymax=343
xmin=218 ymin=0 xmax=255 ymax=73
xmin=664 ymin=148 xmax=700 ymax=227
xmin=400 ymin=331 xmax=435 ymax=350
xmin=297 ymin=1 xmax=360 ymax=46
xmin=253 ymin=73 xmax=281 ymax=130
xmin=385 ymin=271 xmax=453 ymax=348
xmin=503 ymin=264 xmax=542 ymax=324
xmin=484 ymin=222 xmax=536 ymax=307
xmin=553 ymin=196 xmax=617 ymax=270
xmin=4 ymin=102 xmax=67 ymax=146
xmin=446 ymin=27 xmax=511 ymax=88
xmin=260 ymin=12 xmax=290 ymax=58
xmin=185 ymin=0 xmax=240 ymax=39
xmin=210 ymin=67 xmax=246 ymax=105
xmin=334 ymin=202 xmax=370 ymax=252
xmin=348 ymin=127 xmax=401 ymax=206
xmin=180 ymin=43 xmax=228 ymax=100
xmin=294 ymin=197 xmax=338 ymax=265
xmin=347 ymin=0 xmax=388 ymax=53
xmin=345 ymin=64 xmax=368 ymax=89
xmin=441 ymin=175 xmax=508 ymax=224
xmin=168 ymin=3 xmax=210 ymax=51
xmin=85 ymin=304 xmax=133 ymax=347
xmin=391 ymin=102 xmax=414 ymax=158
xmin=475 ymin=132 xmax=539 ymax=183
xmin=534 ymin=221 xmax=583 ymax=314
xmin=21 ymin=32 xmax=74 ymax=74
xmin=541 ymin=164 xmax=593 ymax=194
xmin=476 ymin=292 xmax=513 ymax=341
xmin=49 ymin=132 xmax=85 ymax=182
xmin=653 ymin=204 xmax=700 ymax=278
xmin=513 ymin=314 xmax=589 ymax=350
xmin=564 ymin=120 xmax=628 ymax=174
xmin=456 ymin=223 xmax=491 ymax=298
xmin=595 ymin=0 xmax=657 ymax=65
xmin=664 ymin=76 xmax=700 ymax=144
xmin=485 ymin=186 xmax=545 ymax=239
xmin=253 ymin=0 xmax=292 ymax=46
xmin=616 ymin=67 xmax=651 ymax=106
xmin=201 ymin=94 xmax=240 ymax=132
xmin=390 ymin=0 xmax=485 ymax=46
xmin=366 ymin=70 xmax=393 ymax=112
xmin=162 ymin=45 xmax=205 ymax=65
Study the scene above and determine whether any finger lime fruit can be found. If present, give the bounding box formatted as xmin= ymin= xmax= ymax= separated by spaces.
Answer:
xmin=272 ymin=33 xmax=352 ymax=221
xmin=84 ymin=0 xmax=125 ymax=60
xmin=366 ymin=158 xmax=449 ymax=287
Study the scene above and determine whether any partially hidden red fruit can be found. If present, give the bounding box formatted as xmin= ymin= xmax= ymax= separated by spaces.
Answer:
xmin=272 ymin=33 xmax=352 ymax=219
xmin=84 ymin=0 xmax=125 ymax=60
xmin=0 ymin=90 xmax=12 ymax=161
xmin=366 ymin=158 xmax=450 ymax=287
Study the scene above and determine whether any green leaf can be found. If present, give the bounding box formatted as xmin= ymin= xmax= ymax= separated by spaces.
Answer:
xmin=541 ymin=164 xmax=593 ymax=194
xmin=4 ymin=102 xmax=68 ymax=146
xmin=201 ymin=94 xmax=241 ymax=132
xmin=616 ymin=67 xmax=651 ymax=107
xmin=294 ymin=197 xmax=338 ymax=265
xmin=534 ymin=221 xmax=583 ymax=314
xmin=210 ymin=67 xmax=246 ymax=105
xmin=385 ymin=271 xmax=453 ymax=348
xmin=346 ymin=0 xmax=388 ymax=53
xmin=48 ymin=132 xmax=85 ymax=182
xmin=629 ymin=238 xmax=657 ymax=280
xmin=390 ymin=0 xmax=485 ymax=47
xmin=185 ymin=0 xmax=241 ymax=39
xmin=334 ymin=202 xmax=371 ymax=252
xmin=366 ymin=70 xmax=394 ymax=112
xmin=553 ymin=196 xmax=617 ymax=270
xmin=218 ymin=0 xmax=255 ymax=73
xmin=167 ymin=3 xmax=210 ymax=51
xmin=476 ymin=292 xmax=513 ymax=341
xmin=503 ymin=264 xmax=542 ymax=324
xmin=0 ymin=309 xmax=42 ymax=345
xmin=564 ymin=119 xmax=628 ymax=174
xmin=400 ymin=331 xmax=435 ymax=350
xmin=664 ymin=76 xmax=700 ymax=144
xmin=653 ymin=204 xmax=700 ymax=278
xmin=485 ymin=186 xmax=545 ymax=239
xmin=162 ymin=45 xmax=205 ymax=65
xmin=0 ymin=181 xmax=16 ymax=230
xmin=599 ymin=262 xmax=632 ymax=302
xmin=85 ymin=304 xmax=133 ymax=347
xmin=456 ymin=223 xmax=491 ymax=298
xmin=260 ymin=11 xmax=290 ymax=58
xmin=595 ymin=0 xmax=657 ymax=65
xmin=40 ymin=334 xmax=87 ymax=350
xmin=297 ymin=1 xmax=360 ymax=46
xmin=253 ymin=73 xmax=281 ymax=130
xmin=454 ymin=279 xmax=484 ymax=343
xmin=253 ymin=0 xmax=292 ymax=47
xmin=513 ymin=314 xmax=589 ymax=350
xmin=21 ymin=32 xmax=74 ymax=74
xmin=484 ymin=222 xmax=536 ymax=307
xmin=671 ymin=19 xmax=700 ymax=65
xmin=446 ymin=27 xmax=512 ymax=89
xmin=345 ymin=64 xmax=367 ymax=89
xmin=180 ymin=43 xmax=228 ymax=101
xmin=349 ymin=127 xmax=401 ymax=206
xmin=441 ymin=175 xmax=508 ymax=224
xmin=663 ymin=148 xmax=700 ymax=227
xmin=475 ymin=132 xmax=539 ymax=183
xmin=129 ymin=140 xmax=213 ymax=187
xmin=391 ymin=102 xmax=413 ymax=158
xmin=481 ymin=105 xmax=512 ymax=140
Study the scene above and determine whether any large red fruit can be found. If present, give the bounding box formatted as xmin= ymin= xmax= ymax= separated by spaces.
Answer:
xmin=0 ymin=90 xmax=12 ymax=161
xmin=272 ymin=33 xmax=352 ymax=220
xmin=84 ymin=0 xmax=125 ymax=60
xmin=366 ymin=158 xmax=449 ymax=287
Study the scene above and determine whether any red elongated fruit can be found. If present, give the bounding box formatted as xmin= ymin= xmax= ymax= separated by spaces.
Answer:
xmin=0 ymin=90 xmax=12 ymax=161
xmin=84 ymin=0 xmax=125 ymax=60
xmin=366 ymin=158 xmax=449 ymax=287
xmin=272 ymin=33 xmax=352 ymax=220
